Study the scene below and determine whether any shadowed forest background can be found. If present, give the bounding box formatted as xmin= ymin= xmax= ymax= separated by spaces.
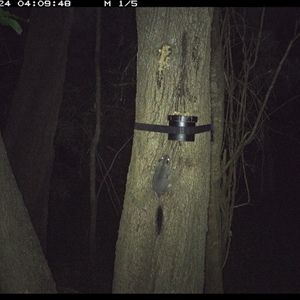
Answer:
xmin=1 ymin=7 xmax=300 ymax=293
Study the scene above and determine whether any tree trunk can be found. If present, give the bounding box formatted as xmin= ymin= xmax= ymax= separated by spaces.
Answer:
xmin=3 ymin=8 xmax=73 ymax=252
xmin=89 ymin=7 xmax=102 ymax=266
xmin=0 ymin=132 xmax=56 ymax=293
xmin=113 ymin=8 xmax=213 ymax=293
xmin=204 ymin=8 xmax=224 ymax=293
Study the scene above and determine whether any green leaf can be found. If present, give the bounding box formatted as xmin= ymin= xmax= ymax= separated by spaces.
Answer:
xmin=0 ymin=8 xmax=23 ymax=35
xmin=0 ymin=17 xmax=22 ymax=35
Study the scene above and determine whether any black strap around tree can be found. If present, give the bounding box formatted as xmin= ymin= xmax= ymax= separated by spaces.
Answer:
xmin=134 ymin=122 xmax=212 ymax=134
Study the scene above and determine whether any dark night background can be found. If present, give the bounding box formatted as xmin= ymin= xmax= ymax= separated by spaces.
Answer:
xmin=1 ymin=7 xmax=300 ymax=293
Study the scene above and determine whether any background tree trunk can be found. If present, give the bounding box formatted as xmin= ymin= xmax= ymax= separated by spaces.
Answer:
xmin=3 ymin=8 xmax=73 ymax=252
xmin=89 ymin=7 xmax=101 ymax=266
xmin=113 ymin=8 xmax=213 ymax=293
xmin=0 ymin=132 xmax=56 ymax=293
xmin=204 ymin=8 xmax=224 ymax=293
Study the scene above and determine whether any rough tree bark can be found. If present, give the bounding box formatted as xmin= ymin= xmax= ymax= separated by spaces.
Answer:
xmin=3 ymin=8 xmax=73 ymax=252
xmin=0 ymin=132 xmax=56 ymax=293
xmin=113 ymin=8 xmax=213 ymax=293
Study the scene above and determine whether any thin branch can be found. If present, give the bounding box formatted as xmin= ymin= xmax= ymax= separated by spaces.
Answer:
xmin=222 ymin=28 xmax=300 ymax=175
xmin=249 ymin=8 xmax=265 ymax=70
xmin=97 ymin=135 xmax=133 ymax=198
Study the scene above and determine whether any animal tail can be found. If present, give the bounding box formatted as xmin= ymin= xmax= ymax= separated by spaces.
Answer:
xmin=156 ymin=205 xmax=163 ymax=235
